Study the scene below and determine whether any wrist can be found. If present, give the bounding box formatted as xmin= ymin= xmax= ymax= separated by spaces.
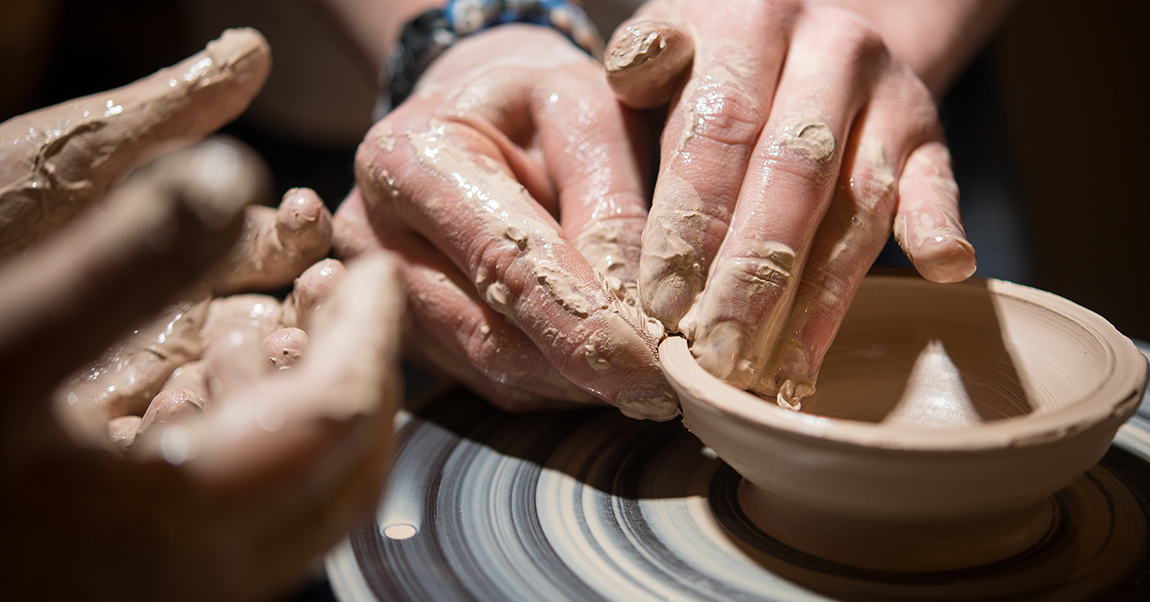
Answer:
xmin=376 ymin=0 xmax=603 ymax=118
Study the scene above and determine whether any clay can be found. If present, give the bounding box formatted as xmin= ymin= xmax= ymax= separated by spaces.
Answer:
xmin=135 ymin=388 xmax=204 ymax=447
xmin=638 ymin=174 xmax=708 ymax=331
xmin=213 ymin=188 xmax=334 ymax=296
xmin=107 ymin=415 xmax=141 ymax=452
xmin=0 ymin=28 xmax=271 ymax=259
xmin=774 ymin=117 xmax=835 ymax=162
xmin=280 ymin=258 xmax=347 ymax=331
xmin=401 ymin=120 xmax=676 ymax=419
xmin=661 ymin=275 xmax=1149 ymax=571
xmin=264 ymin=327 xmax=309 ymax=370
xmin=680 ymin=240 xmax=799 ymax=394
xmin=62 ymin=295 xmax=211 ymax=418
xmin=605 ymin=20 xmax=694 ymax=109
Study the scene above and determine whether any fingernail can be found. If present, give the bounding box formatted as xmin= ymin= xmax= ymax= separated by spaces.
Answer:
xmin=900 ymin=208 xmax=977 ymax=283
xmin=264 ymin=327 xmax=309 ymax=370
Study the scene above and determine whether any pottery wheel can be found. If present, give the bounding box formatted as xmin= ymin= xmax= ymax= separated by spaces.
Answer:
xmin=328 ymin=382 xmax=1150 ymax=602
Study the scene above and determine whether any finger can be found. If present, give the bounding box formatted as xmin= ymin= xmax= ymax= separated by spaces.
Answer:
xmin=760 ymin=68 xmax=970 ymax=406
xmin=605 ymin=19 xmax=694 ymax=109
xmin=894 ymin=142 xmax=976 ymax=283
xmin=530 ymin=51 xmax=661 ymax=331
xmin=0 ymin=28 xmax=271 ymax=259
xmin=264 ymin=327 xmax=309 ymax=371
xmin=202 ymin=294 xmax=283 ymax=347
xmin=639 ymin=0 xmax=800 ymax=330
xmin=335 ymin=189 xmax=601 ymax=407
xmin=204 ymin=326 xmax=269 ymax=400
xmin=684 ymin=8 xmax=881 ymax=391
xmin=162 ymin=360 xmax=213 ymax=410
xmin=135 ymin=388 xmax=204 ymax=448
xmin=280 ymin=258 xmax=346 ymax=331
xmin=59 ymin=294 xmax=210 ymax=418
xmin=107 ymin=415 xmax=141 ymax=452
xmin=358 ymin=111 xmax=676 ymax=419
xmin=398 ymin=229 xmax=603 ymax=408
xmin=141 ymin=253 xmax=404 ymax=552
xmin=0 ymin=138 xmax=266 ymax=416
xmin=201 ymin=294 xmax=283 ymax=399
xmin=213 ymin=188 xmax=334 ymax=296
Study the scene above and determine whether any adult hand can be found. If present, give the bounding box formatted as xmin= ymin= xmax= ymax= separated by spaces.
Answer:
xmin=336 ymin=24 xmax=679 ymax=420
xmin=604 ymin=0 xmax=979 ymax=408
xmin=0 ymin=31 xmax=405 ymax=602
xmin=0 ymin=27 xmax=272 ymax=259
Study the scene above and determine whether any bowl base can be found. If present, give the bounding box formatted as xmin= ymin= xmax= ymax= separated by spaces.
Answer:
xmin=737 ymin=481 xmax=1056 ymax=572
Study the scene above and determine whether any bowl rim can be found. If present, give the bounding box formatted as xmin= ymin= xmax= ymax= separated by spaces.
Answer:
xmin=660 ymin=276 xmax=1149 ymax=452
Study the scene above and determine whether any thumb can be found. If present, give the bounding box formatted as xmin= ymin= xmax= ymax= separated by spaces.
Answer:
xmin=605 ymin=18 xmax=694 ymax=109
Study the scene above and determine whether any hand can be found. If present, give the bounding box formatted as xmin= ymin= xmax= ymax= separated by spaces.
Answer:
xmin=605 ymin=0 xmax=979 ymax=408
xmin=0 ymin=31 xmax=404 ymax=602
xmin=336 ymin=25 xmax=678 ymax=420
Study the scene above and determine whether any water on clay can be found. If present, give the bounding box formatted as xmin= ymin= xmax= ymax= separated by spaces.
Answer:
xmin=328 ymin=385 xmax=1150 ymax=602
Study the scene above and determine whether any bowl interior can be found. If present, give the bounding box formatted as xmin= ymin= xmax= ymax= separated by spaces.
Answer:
xmin=800 ymin=276 xmax=1113 ymax=429
xmin=662 ymin=275 xmax=1148 ymax=452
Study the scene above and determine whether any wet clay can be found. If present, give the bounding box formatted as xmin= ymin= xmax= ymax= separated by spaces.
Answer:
xmin=0 ymin=28 xmax=271 ymax=258
xmin=63 ymin=295 xmax=211 ymax=418
xmin=604 ymin=20 xmax=694 ymax=109
xmin=639 ymin=174 xmax=708 ymax=330
xmin=681 ymin=240 xmax=799 ymax=394
xmin=404 ymin=120 xmax=676 ymax=419
xmin=662 ymin=276 xmax=1148 ymax=571
xmin=774 ymin=117 xmax=835 ymax=163
xmin=213 ymin=188 xmax=333 ymax=296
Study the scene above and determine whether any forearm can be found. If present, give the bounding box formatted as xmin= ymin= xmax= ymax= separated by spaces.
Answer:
xmin=821 ymin=0 xmax=1016 ymax=97
xmin=312 ymin=0 xmax=443 ymax=73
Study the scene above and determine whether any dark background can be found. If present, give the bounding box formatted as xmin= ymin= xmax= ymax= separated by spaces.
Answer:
xmin=3 ymin=0 xmax=1147 ymax=342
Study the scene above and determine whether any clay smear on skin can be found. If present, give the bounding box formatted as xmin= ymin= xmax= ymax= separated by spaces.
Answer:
xmin=757 ymin=138 xmax=898 ymax=407
xmin=576 ymin=219 xmax=665 ymax=345
xmin=406 ymin=121 xmax=667 ymax=391
xmin=683 ymin=240 xmax=799 ymax=402
xmin=64 ymin=296 xmax=211 ymax=417
xmin=640 ymin=174 xmax=709 ymax=329
xmin=606 ymin=24 xmax=665 ymax=73
xmin=0 ymin=29 xmax=267 ymax=256
xmin=775 ymin=117 xmax=835 ymax=163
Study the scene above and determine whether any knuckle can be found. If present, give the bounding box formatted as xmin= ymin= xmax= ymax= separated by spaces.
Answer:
xmin=813 ymin=7 xmax=889 ymax=70
xmin=467 ymin=328 xmax=540 ymax=386
xmin=765 ymin=151 xmax=838 ymax=190
xmin=684 ymin=77 xmax=765 ymax=149
xmin=468 ymin=234 xmax=524 ymax=291
xmin=726 ymin=252 xmax=795 ymax=293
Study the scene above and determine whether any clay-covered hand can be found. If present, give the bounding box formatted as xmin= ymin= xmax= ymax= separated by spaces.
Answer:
xmin=0 ymin=27 xmax=272 ymax=259
xmin=336 ymin=25 xmax=678 ymax=420
xmin=604 ymin=0 xmax=979 ymax=408
xmin=0 ymin=139 xmax=404 ymax=601
xmin=69 ymin=184 xmax=336 ymax=423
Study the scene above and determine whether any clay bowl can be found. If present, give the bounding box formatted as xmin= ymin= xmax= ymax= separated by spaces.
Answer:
xmin=660 ymin=275 xmax=1148 ymax=572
